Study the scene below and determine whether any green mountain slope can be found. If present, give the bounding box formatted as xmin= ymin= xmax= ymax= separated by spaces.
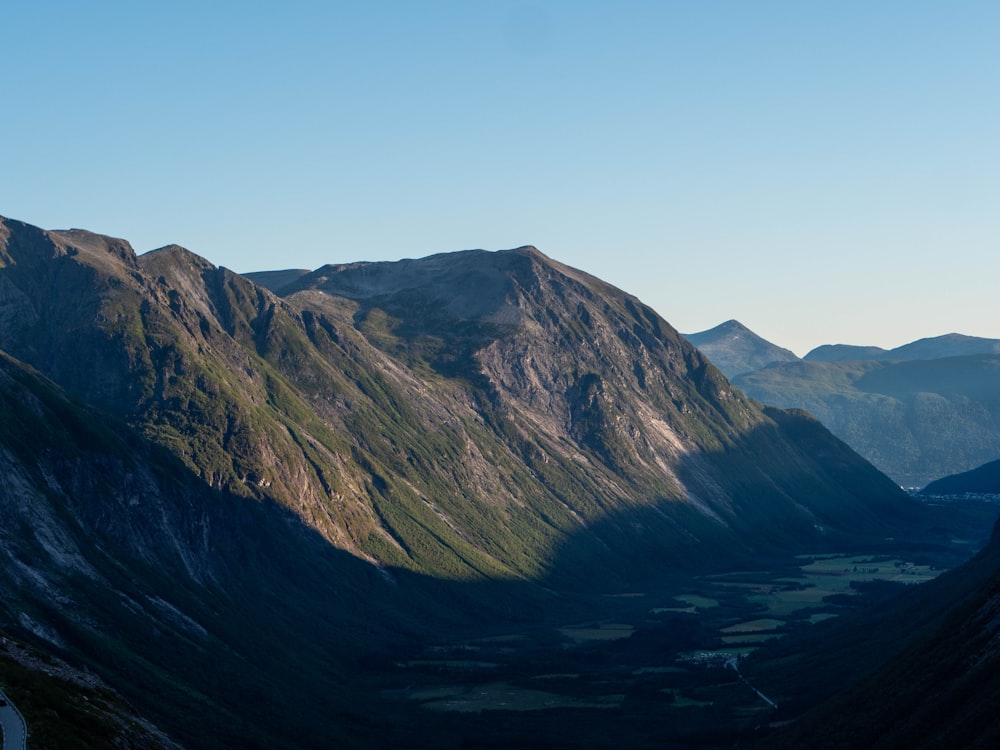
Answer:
xmin=805 ymin=333 xmax=1000 ymax=362
xmin=0 ymin=219 xmax=919 ymax=581
xmin=0 ymin=214 xmax=940 ymax=747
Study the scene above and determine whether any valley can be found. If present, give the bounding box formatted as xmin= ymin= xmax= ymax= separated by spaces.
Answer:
xmin=359 ymin=524 xmax=990 ymax=749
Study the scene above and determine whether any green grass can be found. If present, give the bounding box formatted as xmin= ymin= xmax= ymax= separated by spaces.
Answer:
xmin=558 ymin=623 xmax=634 ymax=643
xmin=721 ymin=618 xmax=785 ymax=633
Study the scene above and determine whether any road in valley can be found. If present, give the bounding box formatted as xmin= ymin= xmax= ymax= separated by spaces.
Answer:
xmin=0 ymin=688 xmax=27 ymax=750
xmin=726 ymin=657 xmax=778 ymax=709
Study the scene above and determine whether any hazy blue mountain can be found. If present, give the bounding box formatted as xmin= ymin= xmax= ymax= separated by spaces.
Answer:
xmin=803 ymin=343 xmax=889 ymax=362
xmin=683 ymin=319 xmax=800 ymax=378
xmin=805 ymin=332 xmax=1000 ymax=362
xmin=734 ymin=355 xmax=1000 ymax=487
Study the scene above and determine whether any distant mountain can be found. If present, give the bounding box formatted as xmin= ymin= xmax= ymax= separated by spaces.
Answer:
xmin=683 ymin=319 xmax=799 ymax=379
xmin=805 ymin=333 xmax=1000 ymax=362
xmin=704 ymin=325 xmax=1000 ymax=490
xmin=734 ymin=355 xmax=1000 ymax=487
xmin=0 ymin=214 xmax=927 ymax=747
xmin=922 ymin=458 xmax=1000 ymax=495
xmin=803 ymin=343 xmax=889 ymax=362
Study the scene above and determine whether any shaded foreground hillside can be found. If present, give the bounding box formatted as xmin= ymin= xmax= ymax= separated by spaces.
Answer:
xmin=754 ymin=518 xmax=1000 ymax=749
xmin=0 ymin=215 xmax=941 ymax=747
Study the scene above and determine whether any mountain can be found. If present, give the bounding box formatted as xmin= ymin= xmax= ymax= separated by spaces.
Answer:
xmin=683 ymin=319 xmax=799 ymax=379
xmin=805 ymin=333 xmax=1000 ymax=362
xmin=0 ymin=627 xmax=183 ymax=750
xmin=734 ymin=355 xmax=1000 ymax=487
xmin=0 ymin=214 xmax=932 ymax=747
xmin=922 ymin=458 xmax=1000 ymax=496
xmin=802 ymin=343 xmax=889 ymax=362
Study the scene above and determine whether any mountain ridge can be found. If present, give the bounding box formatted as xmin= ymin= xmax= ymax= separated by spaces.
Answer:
xmin=806 ymin=332 xmax=1000 ymax=362
xmin=680 ymin=319 xmax=1000 ymax=487
xmin=0 ymin=214 xmax=938 ymax=747
xmin=683 ymin=319 xmax=800 ymax=379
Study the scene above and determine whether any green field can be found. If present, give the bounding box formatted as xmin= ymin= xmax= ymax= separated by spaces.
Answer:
xmin=377 ymin=547 xmax=948 ymax=745
xmin=416 ymin=682 xmax=623 ymax=712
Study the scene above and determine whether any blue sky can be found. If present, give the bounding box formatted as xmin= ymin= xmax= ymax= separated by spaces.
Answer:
xmin=3 ymin=1 xmax=998 ymax=355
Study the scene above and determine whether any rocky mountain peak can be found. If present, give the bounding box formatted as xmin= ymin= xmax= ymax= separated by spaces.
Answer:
xmin=684 ymin=319 xmax=800 ymax=379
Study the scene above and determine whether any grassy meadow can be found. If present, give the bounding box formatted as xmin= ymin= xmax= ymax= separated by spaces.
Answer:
xmin=364 ymin=544 xmax=956 ymax=748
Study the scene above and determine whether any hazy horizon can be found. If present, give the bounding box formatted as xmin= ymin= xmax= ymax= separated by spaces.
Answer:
xmin=4 ymin=1 xmax=997 ymax=356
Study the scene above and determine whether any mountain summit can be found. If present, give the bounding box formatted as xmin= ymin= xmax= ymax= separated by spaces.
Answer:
xmin=683 ymin=319 xmax=800 ymax=378
xmin=0 ymin=215 xmax=925 ymax=748
xmin=0 ymin=217 xmax=914 ymax=581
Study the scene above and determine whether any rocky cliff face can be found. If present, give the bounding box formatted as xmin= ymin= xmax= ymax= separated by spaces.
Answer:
xmin=0 ymin=218 xmax=916 ymax=583
xmin=683 ymin=319 xmax=800 ymax=378
xmin=0 ymin=215 xmax=929 ymax=748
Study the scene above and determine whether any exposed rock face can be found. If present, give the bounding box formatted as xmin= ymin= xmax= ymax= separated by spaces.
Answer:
xmin=0 ymin=218 xmax=914 ymax=583
xmin=0 ymin=214 xmax=925 ymax=748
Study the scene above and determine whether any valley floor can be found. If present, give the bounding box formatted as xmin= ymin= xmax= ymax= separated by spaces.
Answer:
xmin=362 ymin=532 xmax=978 ymax=749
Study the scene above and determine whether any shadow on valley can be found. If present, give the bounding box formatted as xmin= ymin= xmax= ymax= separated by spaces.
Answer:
xmin=2 ymin=369 xmax=997 ymax=750
xmin=7 ymin=217 xmax=1000 ymax=749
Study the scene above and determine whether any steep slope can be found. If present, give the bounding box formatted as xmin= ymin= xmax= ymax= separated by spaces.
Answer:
xmin=734 ymin=355 xmax=1000 ymax=487
xmin=922 ymin=458 xmax=1000 ymax=495
xmin=683 ymin=319 xmax=800 ymax=378
xmin=0 ymin=628 xmax=183 ymax=750
xmin=273 ymin=247 xmax=919 ymax=569
xmin=0 ymin=214 xmax=941 ymax=748
xmin=755 ymin=520 xmax=1000 ymax=749
xmin=0 ymin=218 xmax=919 ymax=586
xmin=0 ymin=348 xmax=413 ymax=749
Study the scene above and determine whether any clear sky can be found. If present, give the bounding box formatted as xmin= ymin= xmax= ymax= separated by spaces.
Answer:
xmin=3 ymin=1 xmax=998 ymax=356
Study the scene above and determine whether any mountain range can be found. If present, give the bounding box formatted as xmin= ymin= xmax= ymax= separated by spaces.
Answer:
xmin=685 ymin=321 xmax=1000 ymax=487
xmin=0 ymin=214 xmax=995 ymax=748
xmin=805 ymin=333 xmax=1000 ymax=363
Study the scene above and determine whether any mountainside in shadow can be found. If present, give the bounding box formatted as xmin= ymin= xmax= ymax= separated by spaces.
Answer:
xmin=755 ymin=519 xmax=1000 ymax=749
xmin=922 ymin=458 xmax=1000 ymax=495
xmin=0 ymin=217 xmax=918 ymax=583
xmin=683 ymin=319 xmax=800 ymax=379
xmin=0 ymin=625 xmax=183 ymax=750
xmin=734 ymin=355 xmax=1000 ymax=487
xmin=0 ymin=214 xmax=934 ymax=747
